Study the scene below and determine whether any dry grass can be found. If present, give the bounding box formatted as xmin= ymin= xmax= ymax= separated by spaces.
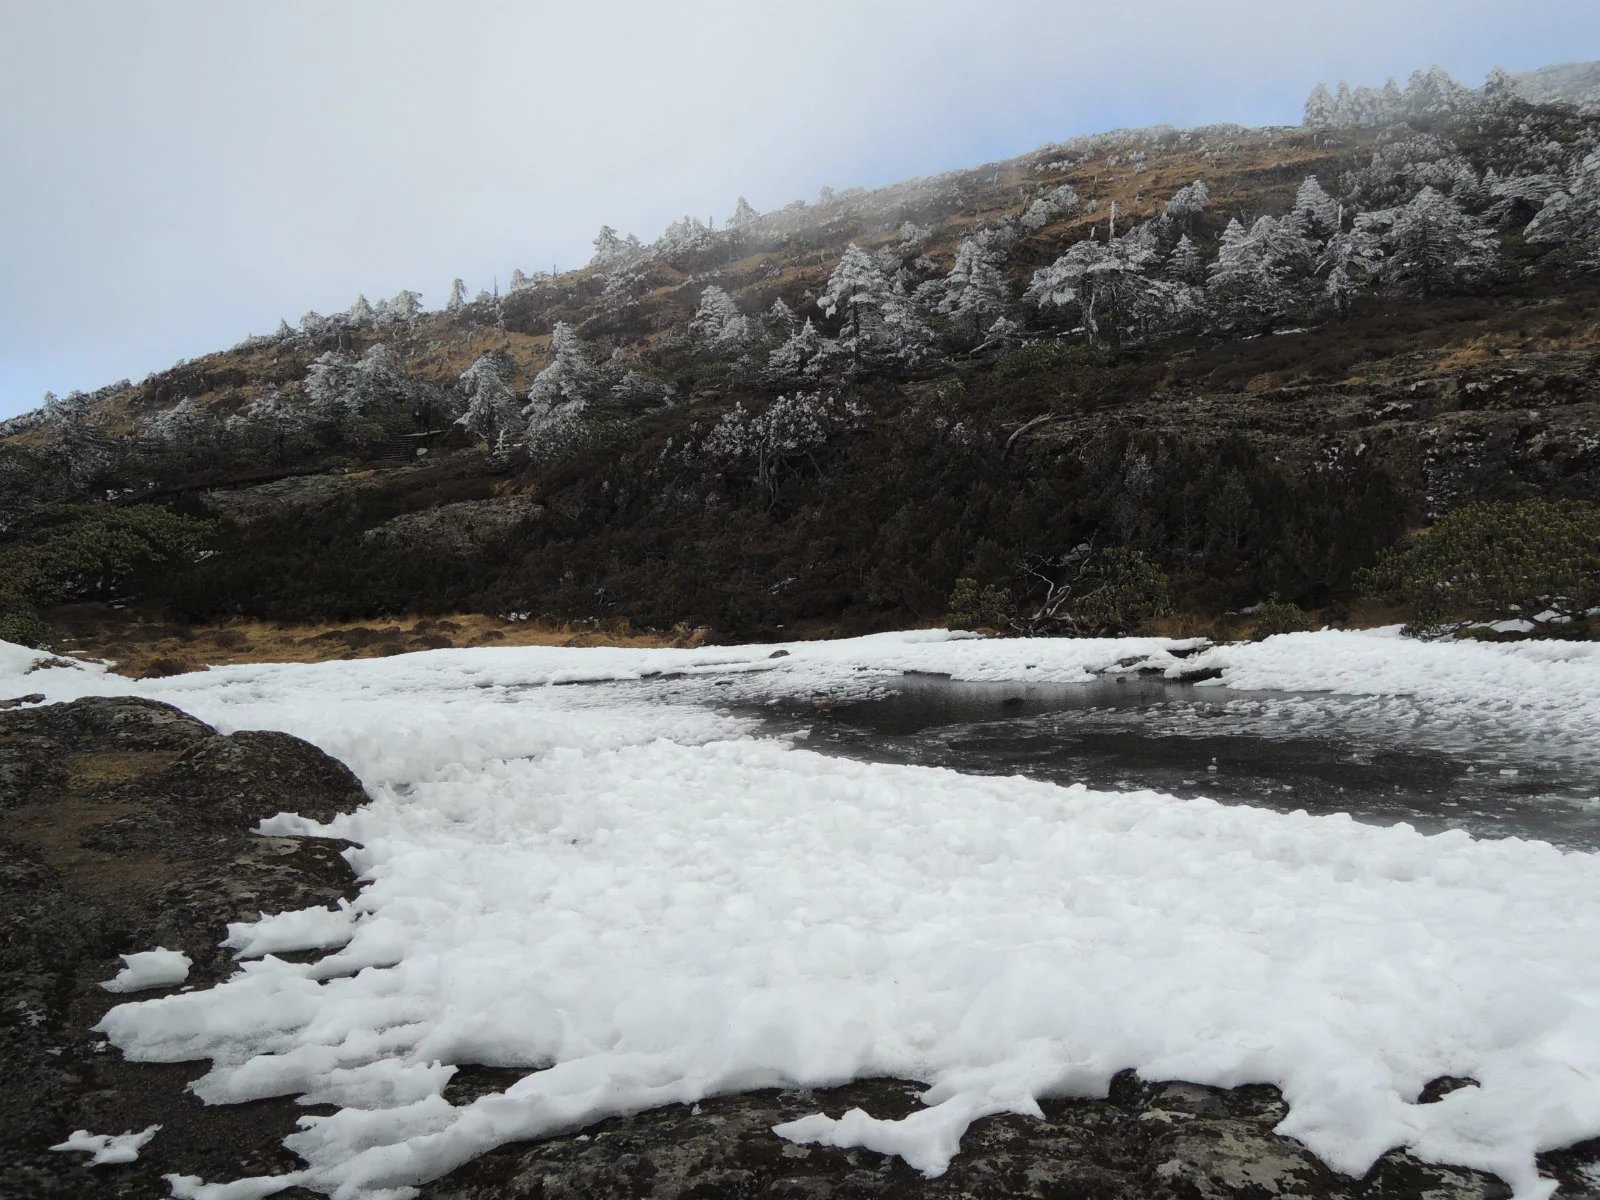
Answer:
xmin=52 ymin=610 xmax=708 ymax=680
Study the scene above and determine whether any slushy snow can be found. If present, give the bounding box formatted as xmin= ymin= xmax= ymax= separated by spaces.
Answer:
xmin=50 ymin=1124 xmax=161 ymax=1165
xmin=100 ymin=948 xmax=192 ymax=993
xmin=4 ymin=629 xmax=1600 ymax=1199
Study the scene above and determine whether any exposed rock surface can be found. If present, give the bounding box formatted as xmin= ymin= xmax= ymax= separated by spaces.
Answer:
xmin=360 ymin=495 xmax=530 ymax=558
xmin=0 ymin=695 xmax=367 ymax=1199
xmin=426 ymin=1072 xmax=1599 ymax=1200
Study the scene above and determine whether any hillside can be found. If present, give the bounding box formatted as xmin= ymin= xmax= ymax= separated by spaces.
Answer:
xmin=4 ymin=63 xmax=1600 ymax=647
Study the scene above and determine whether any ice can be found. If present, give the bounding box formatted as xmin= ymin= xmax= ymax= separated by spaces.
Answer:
xmin=50 ymin=1124 xmax=161 ymax=1165
xmin=100 ymin=948 xmax=192 ymax=993
xmin=3 ymin=630 xmax=1599 ymax=1199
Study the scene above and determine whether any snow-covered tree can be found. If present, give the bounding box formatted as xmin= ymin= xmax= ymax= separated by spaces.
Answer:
xmin=1206 ymin=215 xmax=1314 ymax=327
xmin=523 ymin=323 xmax=600 ymax=457
xmin=446 ymin=278 xmax=468 ymax=313
xmin=1020 ymin=183 xmax=1081 ymax=233
xmin=1374 ymin=186 xmax=1498 ymax=295
xmin=274 ymin=317 xmax=295 ymax=341
xmin=701 ymin=392 xmax=862 ymax=501
xmin=1026 ymin=235 xmax=1162 ymax=345
xmin=765 ymin=298 xmax=798 ymax=336
xmin=1318 ymin=227 xmax=1380 ymax=317
xmin=376 ymin=290 xmax=422 ymax=325
xmin=729 ymin=197 xmax=759 ymax=228
xmin=347 ymin=295 xmax=376 ymax=325
xmin=140 ymin=397 xmax=214 ymax=445
xmin=766 ymin=317 xmax=828 ymax=382
xmin=236 ymin=389 xmax=306 ymax=462
xmin=591 ymin=226 xmax=644 ymax=268
xmin=655 ymin=215 xmax=716 ymax=259
xmin=456 ymin=351 xmax=521 ymax=444
xmin=1160 ymin=179 xmax=1211 ymax=236
xmin=935 ymin=235 xmax=1012 ymax=346
xmin=1166 ymin=234 xmax=1205 ymax=284
xmin=1525 ymin=151 xmax=1600 ymax=248
xmin=508 ymin=268 xmax=531 ymax=292
xmin=818 ymin=243 xmax=932 ymax=369
xmin=1292 ymin=176 xmax=1342 ymax=241
xmin=1303 ymin=83 xmax=1336 ymax=128
xmin=305 ymin=351 xmax=360 ymax=424
xmin=689 ymin=286 xmax=753 ymax=352
xmin=1402 ymin=66 xmax=1468 ymax=120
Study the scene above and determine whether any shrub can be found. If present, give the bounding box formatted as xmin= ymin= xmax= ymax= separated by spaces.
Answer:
xmin=1016 ymin=545 xmax=1172 ymax=636
xmin=947 ymin=577 xmax=1011 ymax=630
xmin=1357 ymin=499 xmax=1600 ymax=637
xmin=1251 ymin=594 xmax=1314 ymax=639
xmin=0 ymin=504 xmax=216 ymax=608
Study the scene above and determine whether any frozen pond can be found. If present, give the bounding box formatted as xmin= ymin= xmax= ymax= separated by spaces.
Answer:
xmin=756 ymin=674 xmax=1600 ymax=850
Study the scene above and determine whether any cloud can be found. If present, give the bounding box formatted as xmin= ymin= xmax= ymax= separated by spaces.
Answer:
xmin=1 ymin=0 xmax=1595 ymax=414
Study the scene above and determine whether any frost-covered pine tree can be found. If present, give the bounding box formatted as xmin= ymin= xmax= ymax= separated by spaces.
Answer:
xmin=935 ymin=235 xmax=1012 ymax=346
xmin=766 ymin=318 xmax=828 ymax=383
xmin=239 ymin=389 xmax=306 ymax=462
xmin=305 ymin=351 xmax=360 ymax=424
xmin=140 ymin=397 xmax=213 ymax=445
xmin=817 ymin=242 xmax=931 ymax=369
xmin=1026 ymin=235 xmax=1160 ymax=345
xmin=376 ymin=290 xmax=422 ymax=325
xmin=1206 ymin=215 xmax=1313 ymax=327
xmin=347 ymin=294 xmax=376 ymax=325
xmin=1318 ymin=228 xmax=1379 ymax=317
xmin=522 ymin=322 xmax=599 ymax=458
xmin=689 ymin=286 xmax=753 ymax=353
xmin=765 ymin=298 xmax=798 ymax=336
xmin=729 ymin=197 xmax=759 ymax=228
xmin=591 ymin=226 xmax=644 ymax=267
xmin=508 ymin=268 xmax=530 ymax=292
xmin=1292 ymin=176 xmax=1342 ymax=242
xmin=1158 ymin=179 xmax=1210 ymax=240
xmin=1163 ymin=234 xmax=1203 ymax=284
xmin=446 ymin=278 xmax=468 ymax=313
xmin=1525 ymin=151 xmax=1600 ymax=249
xmin=1375 ymin=186 xmax=1498 ymax=296
xmin=1020 ymin=183 xmax=1080 ymax=233
xmin=274 ymin=317 xmax=295 ymax=341
xmin=1303 ymin=83 xmax=1336 ymax=128
xmin=456 ymin=351 xmax=521 ymax=445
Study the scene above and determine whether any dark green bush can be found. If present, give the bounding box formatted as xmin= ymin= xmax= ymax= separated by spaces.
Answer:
xmin=1251 ymin=594 xmax=1314 ymax=639
xmin=1358 ymin=499 xmax=1600 ymax=638
xmin=947 ymin=577 xmax=1011 ymax=631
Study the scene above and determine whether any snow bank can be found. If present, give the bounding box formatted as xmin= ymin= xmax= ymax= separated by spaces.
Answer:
xmin=50 ymin=1124 xmax=160 ymax=1165
xmin=2 ymin=629 xmax=1597 ymax=1198
xmin=100 ymin=948 xmax=191 ymax=993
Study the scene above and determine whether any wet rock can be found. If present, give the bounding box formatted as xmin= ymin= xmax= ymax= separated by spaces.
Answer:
xmin=0 ymin=695 xmax=369 ymax=1199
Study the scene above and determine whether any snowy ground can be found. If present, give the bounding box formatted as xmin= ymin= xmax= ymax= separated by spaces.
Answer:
xmin=6 ymin=629 xmax=1600 ymax=1200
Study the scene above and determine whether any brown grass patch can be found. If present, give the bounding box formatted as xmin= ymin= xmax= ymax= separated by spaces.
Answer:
xmin=55 ymin=608 xmax=709 ymax=678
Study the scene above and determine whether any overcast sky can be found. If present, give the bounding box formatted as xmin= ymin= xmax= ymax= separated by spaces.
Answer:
xmin=2 ymin=0 xmax=1596 ymax=418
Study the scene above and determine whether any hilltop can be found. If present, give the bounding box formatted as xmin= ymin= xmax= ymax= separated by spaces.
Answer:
xmin=4 ymin=62 xmax=1600 ymax=651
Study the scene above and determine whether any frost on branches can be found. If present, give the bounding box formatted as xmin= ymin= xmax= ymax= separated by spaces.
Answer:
xmin=456 ymin=352 xmax=521 ymax=445
xmin=523 ymin=322 xmax=600 ymax=461
xmin=1026 ymin=235 xmax=1164 ymax=345
xmin=934 ymin=235 xmax=1012 ymax=347
xmin=699 ymin=392 xmax=865 ymax=501
xmin=689 ymin=286 xmax=753 ymax=353
xmin=818 ymin=243 xmax=932 ymax=371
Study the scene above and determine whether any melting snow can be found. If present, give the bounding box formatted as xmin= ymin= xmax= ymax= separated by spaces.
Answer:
xmin=50 ymin=1124 xmax=161 ymax=1165
xmin=100 ymin=948 xmax=192 ymax=993
xmin=5 ymin=629 xmax=1600 ymax=1199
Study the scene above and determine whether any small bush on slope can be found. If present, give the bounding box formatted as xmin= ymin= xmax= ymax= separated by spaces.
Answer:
xmin=1357 ymin=499 xmax=1600 ymax=637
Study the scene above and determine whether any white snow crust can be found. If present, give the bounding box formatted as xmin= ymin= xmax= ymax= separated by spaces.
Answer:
xmin=4 ymin=628 xmax=1599 ymax=1199
xmin=100 ymin=948 xmax=192 ymax=993
xmin=50 ymin=1124 xmax=161 ymax=1165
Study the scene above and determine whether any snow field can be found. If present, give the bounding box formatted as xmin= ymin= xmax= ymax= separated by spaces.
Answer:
xmin=4 ymin=628 xmax=1599 ymax=1198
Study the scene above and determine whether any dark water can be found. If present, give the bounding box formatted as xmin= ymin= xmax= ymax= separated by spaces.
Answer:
xmin=756 ymin=676 xmax=1600 ymax=851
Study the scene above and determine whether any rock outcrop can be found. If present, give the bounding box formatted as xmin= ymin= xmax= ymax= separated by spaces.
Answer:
xmin=0 ymin=695 xmax=368 ymax=1199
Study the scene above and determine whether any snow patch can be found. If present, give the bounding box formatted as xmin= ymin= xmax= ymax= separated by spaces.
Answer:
xmin=50 ymin=1124 xmax=160 ymax=1165
xmin=100 ymin=949 xmax=191 ymax=993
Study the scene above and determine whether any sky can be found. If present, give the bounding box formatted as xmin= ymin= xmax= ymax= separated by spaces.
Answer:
xmin=2 ymin=0 xmax=1597 ymax=419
